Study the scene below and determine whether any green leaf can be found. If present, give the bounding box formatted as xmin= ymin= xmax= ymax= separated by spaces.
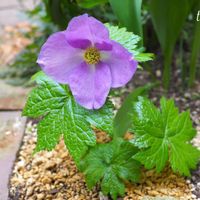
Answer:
xmin=31 ymin=70 xmax=46 ymax=82
xmin=131 ymin=97 xmax=200 ymax=176
xmin=85 ymin=101 xmax=114 ymax=135
xmin=113 ymin=83 xmax=156 ymax=138
xmin=23 ymin=74 xmax=114 ymax=162
xmin=109 ymin=0 xmax=143 ymax=45
xmin=134 ymin=53 xmax=155 ymax=62
xmin=76 ymin=0 xmax=108 ymax=8
xmin=23 ymin=74 xmax=67 ymax=117
xmin=80 ymin=139 xmax=141 ymax=200
xmin=189 ymin=20 xmax=200 ymax=86
xmin=106 ymin=23 xmax=153 ymax=62
xmin=149 ymin=0 xmax=190 ymax=88
xmin=149 ymin=0 xmax=190 ymax=51
xmin=44 ymin=0 xmax=66 ymax=29
xmin=106 ymin=23 xmax=140 ymax=53
xmin=101 ymin=168 xmax=124 ymax=200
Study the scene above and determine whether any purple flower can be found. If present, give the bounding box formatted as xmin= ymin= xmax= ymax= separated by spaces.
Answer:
xmin=37 ymin=14 xmax=137 ymax=109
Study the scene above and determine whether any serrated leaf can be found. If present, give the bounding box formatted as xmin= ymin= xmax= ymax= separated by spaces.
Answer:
xmin=105 ymin=23 xmax=140 ymax=54
xmin=131 ymin=97 xmax=200 ymax=176
xmin=101 ymin=168 xmax=124 ymax=200
xmin=106 ymin=23 xmax=154 ymax=62
xmin=23 ymin=75 xmax=67 ymax=117
xmin=23 ymin=74 xmax=114 ymax=162
xmin=135 ymin=53 xmax=155 ymax=62
xmin=85 ymin=101 xmax=114 ymax=135
xmin=80 ymin=139 xmax=141 ymax=200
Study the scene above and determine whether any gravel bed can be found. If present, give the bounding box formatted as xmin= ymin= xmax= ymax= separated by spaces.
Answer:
xmin=9 ymin=121 xmax=197 ymax=200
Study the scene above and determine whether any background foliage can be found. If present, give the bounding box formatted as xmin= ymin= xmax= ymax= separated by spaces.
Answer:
xmin=1 ymin=0 xmax=200 ymax=89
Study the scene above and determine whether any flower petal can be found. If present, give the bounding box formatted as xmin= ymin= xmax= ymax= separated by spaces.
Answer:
xmin=68 ymin=62 xmax=111 ymax=109
xmin=66 ymin=14 xmax=110 ymax=48
xmin=37 ymin=31 xmax=83 ymax=84
xmin=67 ymin=38 xmax=91 ymax=49
xmin=105 ymin=41 xmax=137 ymax=88
xmin=95 ymin=41 xmax=112 ymax=51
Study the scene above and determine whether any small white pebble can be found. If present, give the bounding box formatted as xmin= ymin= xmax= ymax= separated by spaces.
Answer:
xmin=17 ymin=160 xmax=25 ymax=168
xmin=186 ymin=179 xmax=191 ymax=184
xmin=156 ymin=70 xmax=161 ymax=77
xmin=191 ymin=194 xmax=197 ymax=199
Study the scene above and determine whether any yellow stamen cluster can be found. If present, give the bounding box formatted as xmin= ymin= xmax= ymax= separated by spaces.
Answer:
xmin=84 ymin=47 xmax=100 ymax=65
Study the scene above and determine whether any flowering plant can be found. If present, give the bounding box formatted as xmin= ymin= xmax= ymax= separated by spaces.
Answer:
xmin=37 ymin=14 xmax=138 ymax=109
xmin=23 ymin=14 xmax=200 ymax=200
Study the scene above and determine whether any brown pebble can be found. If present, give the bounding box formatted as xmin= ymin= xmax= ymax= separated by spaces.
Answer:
xmin=36 ymin=193 xmax=45 ymax=199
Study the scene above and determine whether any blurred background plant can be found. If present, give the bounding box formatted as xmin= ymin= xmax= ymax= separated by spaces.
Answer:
xmin=1 ymin=0 xmax=200 ymax=89
xmin=0 ymin=0 xmax=117 ymax=86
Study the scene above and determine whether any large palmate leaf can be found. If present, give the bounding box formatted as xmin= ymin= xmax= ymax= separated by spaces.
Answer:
xmin=131 ymin=97 xmax=200 ymax=176
xmin=80 ymin=139 xmax=141 ymax=200
xmin=23 ymin=72 xmax=114 ymax=162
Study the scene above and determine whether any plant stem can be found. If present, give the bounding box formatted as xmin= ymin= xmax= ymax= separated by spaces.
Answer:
xmin=189 ymin=22 xmax=200 ymax=87
xmin=163 ymin=49 xmax=173 ymax=89
xmin=179 ymin=36 xmax=187 ymax=88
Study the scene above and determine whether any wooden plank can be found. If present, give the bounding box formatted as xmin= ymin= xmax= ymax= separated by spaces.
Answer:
xmin=0 ymin=111 xmax=26 ymax=200
xmin=0 ymin=80 xmax=31 ymax=110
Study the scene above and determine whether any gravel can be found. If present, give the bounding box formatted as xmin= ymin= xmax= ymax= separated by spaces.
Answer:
xmin=9 ymin=121 xmax=195 ymax=200
xmin=9 ymin=122 xmax=99 ymax=200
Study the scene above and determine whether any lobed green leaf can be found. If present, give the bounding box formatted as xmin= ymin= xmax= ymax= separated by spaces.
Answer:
xmin=106 ymin=23 xmax=154 ymax=62
xmin=23 ymin=72 xmax=114 ymax=162
xmin=131 ymin=97 xmax=200 ymax=176
xmin=80 ymin=139 xmax=141 ymax=200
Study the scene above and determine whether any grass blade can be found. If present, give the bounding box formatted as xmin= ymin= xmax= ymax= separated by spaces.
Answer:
xmin=113 ymin=83 xmax=156 ymax=138
xmin=149 ymin=0 xmax=190 ymax=89
xmin=109 ymin=0 xmax=143 ymax=45
xmin=189 ymin=20 xmax=200 ymax=86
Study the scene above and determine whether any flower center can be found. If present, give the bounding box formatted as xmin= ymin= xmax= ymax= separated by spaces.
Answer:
xmin=84 ymin=47 xmax=100 ymax=65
